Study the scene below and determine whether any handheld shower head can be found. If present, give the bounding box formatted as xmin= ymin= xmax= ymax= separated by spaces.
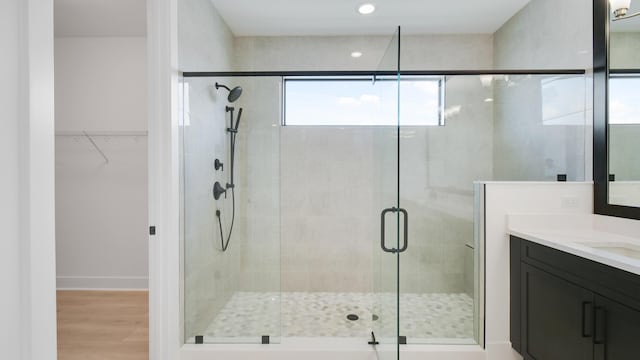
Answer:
xmin=215 ymin=82 xmax=243 ymax=103
xmin=234 ymin=108 xmax=243 ymax=132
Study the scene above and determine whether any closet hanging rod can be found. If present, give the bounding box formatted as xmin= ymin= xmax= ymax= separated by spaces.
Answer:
xmin=55 ymin=131 xmax=148 ymax=137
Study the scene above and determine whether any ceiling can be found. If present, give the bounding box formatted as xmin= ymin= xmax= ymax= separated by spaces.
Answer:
xmin=54 ymin=0 xmax=146 ymax=37
xmin=210 ymin=0 xmax=532 ymax=36
xmin=52 ymin=0 xmax=536 ymax=37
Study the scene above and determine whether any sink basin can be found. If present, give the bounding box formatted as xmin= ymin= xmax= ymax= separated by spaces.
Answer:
xmin=575 ymin=242 xmax=640 ymax=261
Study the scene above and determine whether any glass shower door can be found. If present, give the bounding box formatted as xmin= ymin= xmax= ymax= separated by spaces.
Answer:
xmin=181 ymin=76 xmax=282 ymax=344
xmin=371 ymin=26 xmax=402 ymax=360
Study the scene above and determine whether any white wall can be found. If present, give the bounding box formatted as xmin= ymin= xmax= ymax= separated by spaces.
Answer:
xmin=147 ymin=0 xmax=181 ymax=357
xmin=55 ymin=37 xmax=147 ymax=132
xmin=0 ymin=0 xmax=57 ymax=359
xmin=0 ymin=0 xmax=22 ymax=353
xmin=55 ymin=37 xmax=148 ymax=289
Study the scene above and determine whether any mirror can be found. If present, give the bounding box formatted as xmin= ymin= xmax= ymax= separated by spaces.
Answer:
xmin=594 ymin=0 xmax=640 ymax=219
xmin=609 ymin=1 xmax=640 ymax=207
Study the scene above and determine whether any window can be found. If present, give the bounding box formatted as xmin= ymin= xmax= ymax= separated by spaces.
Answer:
xmin=609 ymin=75 xmax=640 ymax=125
xmin=283 ymin=76 xmax=444 ymax=126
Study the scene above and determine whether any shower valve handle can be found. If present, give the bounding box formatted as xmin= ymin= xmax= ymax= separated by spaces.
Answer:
xmin=214 ymin=159 xmax=224 ymax=171
xmin=213 ymin=181 xmax=227 ymax=200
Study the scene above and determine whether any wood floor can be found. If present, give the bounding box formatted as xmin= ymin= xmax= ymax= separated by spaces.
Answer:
xmin=57 ymin=291 xmax=149 ymax=360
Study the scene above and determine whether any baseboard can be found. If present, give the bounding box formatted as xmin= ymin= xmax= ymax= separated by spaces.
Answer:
xmin=485 ymin=341 xmax=523 ymax=360
xmin=56 ymin=276 xmax=149 ymax=290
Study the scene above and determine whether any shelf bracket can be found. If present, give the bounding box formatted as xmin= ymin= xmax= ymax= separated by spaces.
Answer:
xmin=83 ymin=131 xmax=109 ymax=164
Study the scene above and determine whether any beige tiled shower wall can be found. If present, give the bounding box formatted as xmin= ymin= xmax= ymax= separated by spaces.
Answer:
xmin=179 ymin=0 xmax=240 ymax=340
xmin=231 ymin=35 xmax=494 ymax=294
xmin=493 ymin=0 xmax=593 ymax=182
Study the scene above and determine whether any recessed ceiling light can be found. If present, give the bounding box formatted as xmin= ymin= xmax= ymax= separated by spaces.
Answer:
xmin=358 ymin=3 xmax=376 ymax=15
xmin=351 ymin=51 xmax=363 ymax=58
xmin=484 ymin=98 xmax=494 ymax=103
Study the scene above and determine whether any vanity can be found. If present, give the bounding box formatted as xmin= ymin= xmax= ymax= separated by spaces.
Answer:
xmin=508 ymin=215 xmax=640 ymax=360
xmin=507 ymin=0 xmax=640 ymax=358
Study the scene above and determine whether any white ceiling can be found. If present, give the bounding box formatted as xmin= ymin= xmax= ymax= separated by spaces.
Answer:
xmin=210 ymin=0 xmax=532 ymax=36
xmin=53 ymin=0 xmax=532 ymax=37
xmin=54 ymin=0 xmax=146 ymax=37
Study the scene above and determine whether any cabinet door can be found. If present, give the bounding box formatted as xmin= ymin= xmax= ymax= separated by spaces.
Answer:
xmin=522 ymin=264 xmax=594 ymax=360
xmin=594 ymin=295 xmax=640 ymax=360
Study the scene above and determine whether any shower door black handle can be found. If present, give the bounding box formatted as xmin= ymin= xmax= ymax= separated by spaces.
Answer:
xmin=397 ymin=208 xmax=408 ymax=253
xmin=380 ymin=207 xmax=408 ymax=253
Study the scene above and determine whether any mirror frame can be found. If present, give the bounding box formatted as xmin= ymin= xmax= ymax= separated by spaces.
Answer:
xmin=593 ymin=0 xmax=640 ymax=219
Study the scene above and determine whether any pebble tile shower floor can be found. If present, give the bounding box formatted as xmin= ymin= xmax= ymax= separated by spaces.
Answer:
xmin=202 ymin=292 xmax=474 ymax=341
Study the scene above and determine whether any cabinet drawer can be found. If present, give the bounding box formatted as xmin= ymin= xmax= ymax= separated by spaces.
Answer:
xmin=518 ymin=238 xmax=640 ymax=306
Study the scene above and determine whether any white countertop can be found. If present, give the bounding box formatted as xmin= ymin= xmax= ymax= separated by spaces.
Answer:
xmin=507 ymin=214 xmax=640 ymax=276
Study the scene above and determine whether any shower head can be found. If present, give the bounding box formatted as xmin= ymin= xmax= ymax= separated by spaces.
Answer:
xmin=227 ymin=86 xmax=243 ymax=102
xmin=215 ymin=82 xmax=243 ymax=103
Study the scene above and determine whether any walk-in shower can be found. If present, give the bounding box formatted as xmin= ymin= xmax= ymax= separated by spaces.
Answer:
xmin=182 ymin=70 xmax=587 ymax=343
xmin=179 ymin=22 xmax=589 ymax=358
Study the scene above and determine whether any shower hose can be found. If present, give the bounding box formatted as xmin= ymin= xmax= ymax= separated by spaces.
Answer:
xmin=216 ymin=186 xmax=235 ymax=252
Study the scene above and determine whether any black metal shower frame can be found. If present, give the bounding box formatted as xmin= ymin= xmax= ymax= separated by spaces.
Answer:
xmin=183 ymin=70 xmax=586 ymax=78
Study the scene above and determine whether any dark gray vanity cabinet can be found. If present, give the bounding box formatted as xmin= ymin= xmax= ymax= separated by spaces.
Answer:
xmin=510 ymin=236 xmax=640 ymax=360
xmin=520 ymin=263 xmax=593 ymax=360
xmin=593 ymin=294 xmax=640 ymax=360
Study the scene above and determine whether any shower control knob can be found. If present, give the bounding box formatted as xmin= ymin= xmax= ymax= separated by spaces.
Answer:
xmin=214 ymin=159 xmax=224 ymax=171
xmin=213 ymin=181 xmax=227 ymax=200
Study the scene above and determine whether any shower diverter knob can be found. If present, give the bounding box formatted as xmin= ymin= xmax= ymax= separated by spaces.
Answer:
xmin=214 ymin=158 xmax=224 ymax=171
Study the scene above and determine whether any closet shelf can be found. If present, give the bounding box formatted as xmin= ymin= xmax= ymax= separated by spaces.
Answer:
xmin=55 ymin=131 xmax=147 ymax=164
xmin=55 ymin=130 xmax=148 ymax=137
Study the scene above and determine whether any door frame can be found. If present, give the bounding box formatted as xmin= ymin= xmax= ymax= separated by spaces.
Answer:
xmin=147 ymin=0 xmax=182 ymax=359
